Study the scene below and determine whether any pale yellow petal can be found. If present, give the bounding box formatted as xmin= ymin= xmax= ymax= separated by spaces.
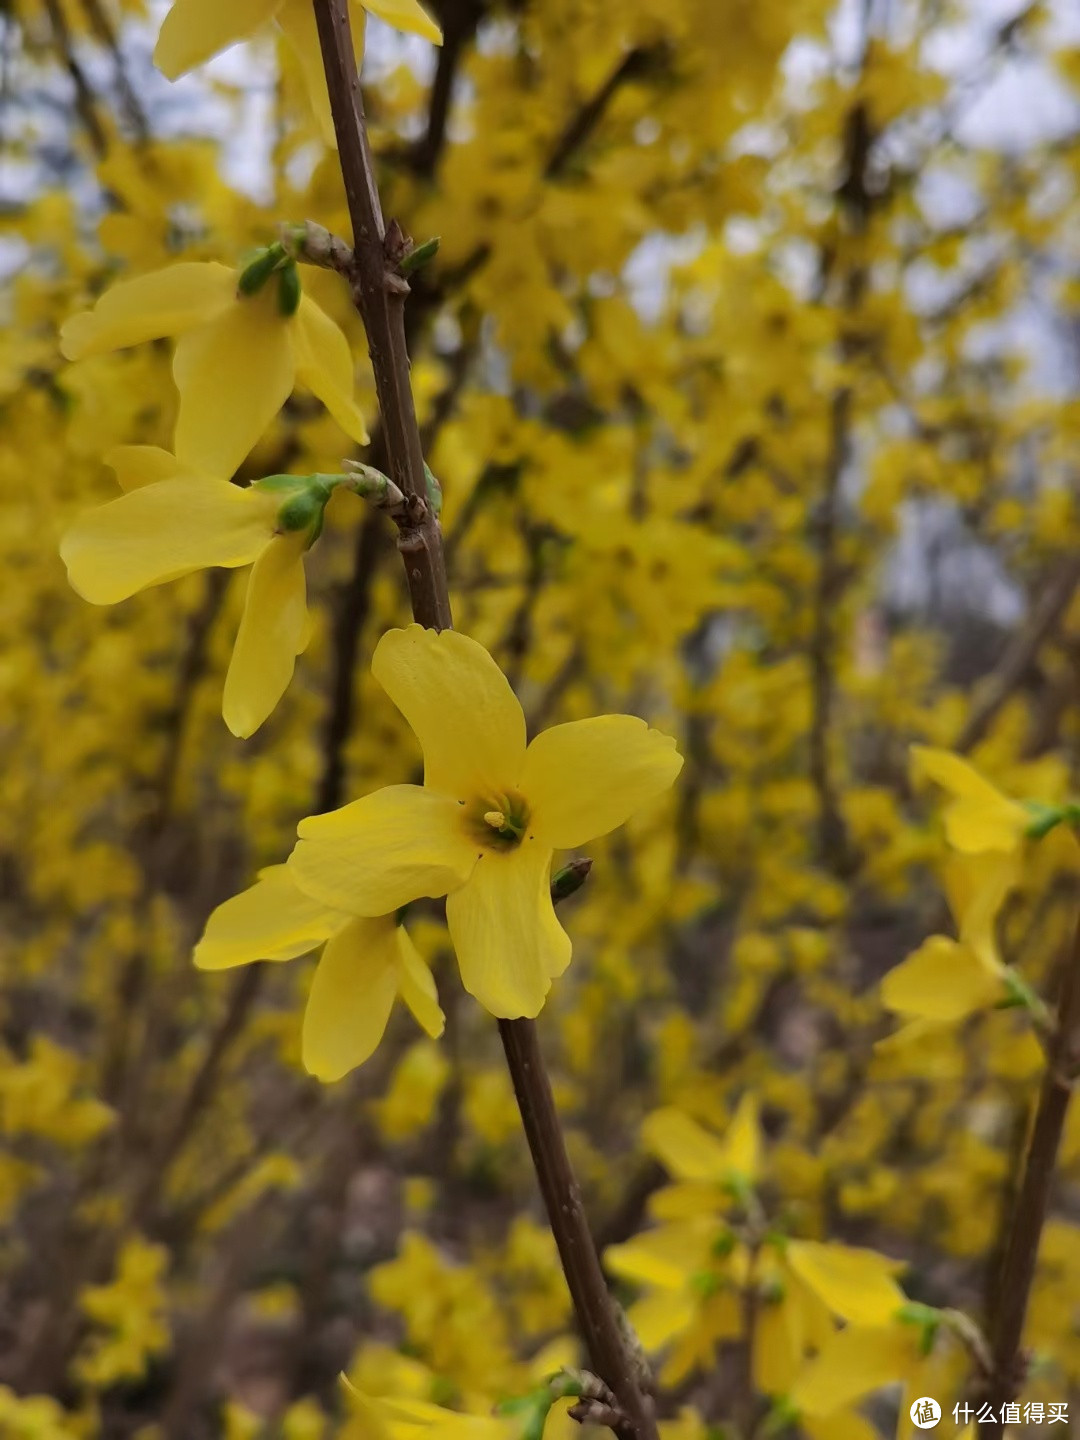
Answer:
xmin=363 ymin=0 xmax=441 ymax=44
xmin=105 ymin=445 xmax=196 ymax=492
xmin=446 ymin=839 xmax=569 ymax=1018
xmin=625 ymin=1289 xmax=697 ymax=1352
xmin=222 ymin=533 xmax=309 ymax=738
xmin=173 ymin=289 xmax=296 ymax=477
xmin=154 ymin=0 xmax=281 ymax=78
xmin=289 ymin=785 xmax=476 ymax=914
xmin=792 ymin=1326 xmax=917 ymax=1416
xmin=396 ymin=930 xmax=445 ymax=1038
xmin=604 ymin=1222 xmax=713 ymax=1289
xmin=194 ymin=865 xmax=345 ymax=970
xmin=291 ymin=295 xmax=370 ymax=444
xmin=302 ymin=915 xmax=400 ymax=1080
xmin=275 ymin=0 xmax=344 ymax=145
xmin=784 ymin=1241 xmax=907 ymax=1327
xmin=521 ymin=715 xmax=683 ymax=849
xmin=60 ymin=263 xmax=234 ymax=359
xmin=880 ymin=935 xmax=1005 ymax=1022
xmin=641 ymin=1109 xmax=740 ymax=1185
xmin=60 ymin=477 xmax=276 ymax=604
xmin=372 ymin=625 xmax=527 ymax=801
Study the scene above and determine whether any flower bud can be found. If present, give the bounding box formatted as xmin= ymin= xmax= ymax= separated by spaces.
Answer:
xmin=237 ymin=243 xmax=286 ymax=296
xmin=277 ymin=260 xmax=302 ymax=317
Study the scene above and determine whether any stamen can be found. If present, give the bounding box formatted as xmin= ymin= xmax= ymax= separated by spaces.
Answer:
xmin=484 ymin=810 xmax=507 ymax=830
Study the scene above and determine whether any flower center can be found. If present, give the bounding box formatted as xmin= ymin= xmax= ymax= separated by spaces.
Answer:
xmin=466 ymin=793 xmax=529 ymax=850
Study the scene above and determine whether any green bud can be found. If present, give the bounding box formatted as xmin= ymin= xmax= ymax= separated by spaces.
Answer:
xmin=237 ymin=243 xmax=286 ymax=296
xmin=690 ymin=1269 xmax=722 ymax=1299
xmin=711 ymin=1229 xmax=737 ymax=1259
xmin=277 ymin=260 xmax=302 ymax=317
xmin=423 ymin=462 xmax=443 ymax=517
xmin=399 ymin=235 xmax=441 ymax=274
xmin=550 ymin=858 xmax=592 ymax=904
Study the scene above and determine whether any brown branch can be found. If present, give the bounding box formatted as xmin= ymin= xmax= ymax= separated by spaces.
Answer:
xmin=545 ymin=44 xmax=665 ymax=180
xmin=311 ymin=7 xmax=658 ymax=1433
xmin=410 ymin=0 xmax=484 ymax=177
xmin=41 ymin=0 xmax=107 ymax=158
xmin=957 ymin=555 xmax=1080 ymax=755
xmin=79 ymin=0 xmax=150 ymax=142
xmin=979 ymin=908 xmax=1080 ymax=1438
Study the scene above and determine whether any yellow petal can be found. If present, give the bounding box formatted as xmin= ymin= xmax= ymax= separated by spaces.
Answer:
xmin=784 ymin=1241 xmax=907 ymax=1327
xmin=222 ymin=533 xmax=309 ymax=738
xmin=910 ymin=746 xmax=1029 ymax=853
xmin=625 ymin=1289 xmax=698 ymax=1351
xmin=396 ymin=930 xmax=445 ymax=1039
xmin=289 ymin=784 xmax=476 ymax=914
xmin=363 ymin=0 xmax=442 ymax=44
xmin=946 ymin=852 xmax=1017 ymax=963
xmin=880 ymin=935 xmax=1005 ymax=1022
xmin=105 ymin=445 xmax=194 ymax=492
xmin=173 ymin=289 xmax=296 ymax=477
xmin=275 ymin=0 xmax=365 ymax=145
xmin=60 ymin=477 xmax=276 ymax=604
xmin=792 ymin=1325 xmax=918 ymax=1416
xmin=60 ymin=263 xmax=234 ymax=359
xmin=753 ymin=1296 xmax=803 ymax=1397
xmin=605 ymin=1222 xmax=713 ymax=1289
xmin=521 ymin=715 xmax=683 ymax=849
xmin=641 ymin=1109 xmax=742 ymax=1184
xmin=154 ymin=0 xmax=281 ymax=78
xmin=372 ymin=626 xmax=527 ymax=801
xmin=446 ymin=838 xmax=569 ymax=1017
xmin=302 ymin=915 xmax=401 ymax=1081
xmin=194 ymin=865 xmax=344 ymax=970
xmin=291 ymin=296 xmax=370 ymax=444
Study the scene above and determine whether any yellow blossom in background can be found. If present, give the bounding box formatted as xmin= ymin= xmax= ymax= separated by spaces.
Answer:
xmin=195 ymin=865 xmax=444 ymax=1079
xmin=74 ymin=1238 xmax=170 ymax=1389
xmin=60 ymin=262 xmax=368 ymax=476
xmin=911 ymin=747 xmax=1033 ymax=854
xmin=286 ymin=624 xmax=683 ymax=1017
xmin=880 ymin=852 xmax=1019 ymax=1031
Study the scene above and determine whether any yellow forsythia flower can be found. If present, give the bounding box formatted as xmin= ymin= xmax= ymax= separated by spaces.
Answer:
xmin=75 ymin=1237 xmax=170 ymax=1389
xmin=154 ymin=0 xmax=441 ymax=144
xmin=61 ymin=448 xmax=325 ymax=737
xmin=285 ymin=624 xmax=683 ymax=1018
xmin=60 ymin=262 xmax=368 ymax=476
xmin=195 ymin=866 xmax=444 ymax=1081
xmin=910 ymin=746 xmax=1032 ymax=854
xmin=880 ymin=852 xmax=1017 ymax=1028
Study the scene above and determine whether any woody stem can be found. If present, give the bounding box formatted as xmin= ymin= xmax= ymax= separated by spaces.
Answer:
xmin=980 ymin=906 xmax=1080 ymax=1438
xmin=310 ymin=5 xmax=657 ymax=1436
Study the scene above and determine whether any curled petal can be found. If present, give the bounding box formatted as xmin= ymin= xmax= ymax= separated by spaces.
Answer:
xmin=292 ymin=296 xmax=370 ymax=444
xmin=155 ymin=0 xmax=282 ymax=78
xmin=60 ymin=263 xmax=234 ymax=360
xmin=397 ymin=932 xmax=445 ymax=1038
xmin=289 ymin=785 xmax=476 ymax=914
xmin=446 ymin=838 xmax=568 ymax=1018
xmin=194 ymin=865 xmax=345 ymax=970
xmin=372 ymin=625 xmax=526 ymax=801
xmin=60 ymin=477 xmax=276 ymax=604
xmin=364 ymin=0 xmax=442 ymax=44
xmin=302 ymin=915 xmax=400 ymax=1080
xmin=522 ymin=714 xmax=683 ymax=850
xmin=223 ymin=532 xmax=310 ymax=738
xmin=173 ymin=289 xmax=295 ymax=477
xmin=105 ymin=445 xmax=195 ymax=492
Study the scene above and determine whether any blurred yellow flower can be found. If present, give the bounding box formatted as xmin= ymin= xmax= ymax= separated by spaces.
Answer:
xmin=287 ymin=624 xmax=683 ymax=1017
xmin=60 ymin=262 xmax=368 ymax=476
xmin=195 ymin=865 xmax=444 ymax=1081
xmin=911 ymin=746 xmax=1032 ymax=853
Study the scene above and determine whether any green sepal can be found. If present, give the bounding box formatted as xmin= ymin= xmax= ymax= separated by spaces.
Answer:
xmin=550 ymin=859 xmax=592 ymax=904
xmin=238 ymin=243 xmax=286 ymax=296
xmin=423 ymin=462 xmax=443 ymax=517
xmin=1024 ymin=800 xmax=1080 ymax=840
xmin=277 ymin=260 xmax=302 ymax=317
